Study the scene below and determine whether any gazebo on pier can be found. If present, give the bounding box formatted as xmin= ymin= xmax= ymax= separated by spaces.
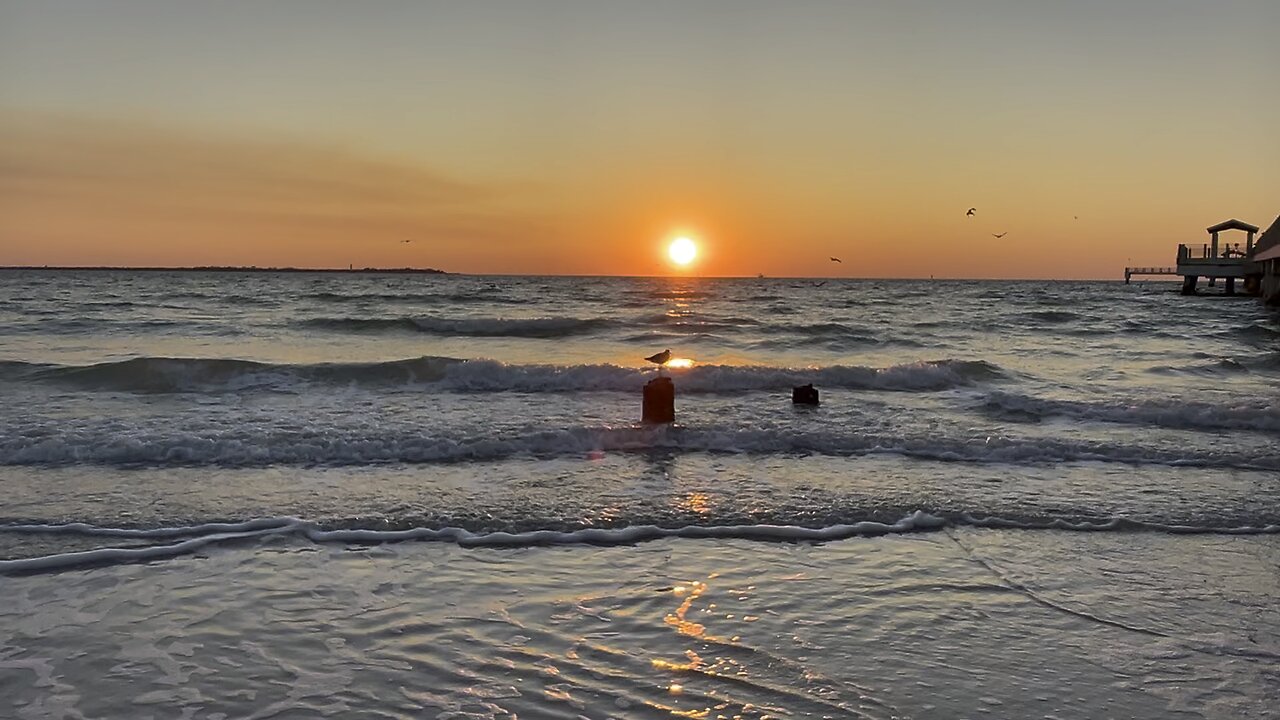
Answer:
xmin=1175 ymin=218 xmax=1260 ymax=295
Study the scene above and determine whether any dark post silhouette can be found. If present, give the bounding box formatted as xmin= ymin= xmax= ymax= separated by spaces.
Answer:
xmin=643 ymin=377 xmax=675 ymax=423
xmin=792 ymin=384 xmax=820 ymax=406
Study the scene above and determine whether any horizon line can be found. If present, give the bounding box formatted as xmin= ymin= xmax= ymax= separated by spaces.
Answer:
xmin=0 ymin=265 xmax=1163 ymax=282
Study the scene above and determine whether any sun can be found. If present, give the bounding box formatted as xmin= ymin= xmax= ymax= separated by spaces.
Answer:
xmin=668 ymin=237 xmax=697 ymax=266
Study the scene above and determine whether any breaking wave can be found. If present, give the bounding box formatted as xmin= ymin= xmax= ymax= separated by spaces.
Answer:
xmin=2 ymin=510 xmax=1276 ymax=574
xmin=0 ymin=356 xmax=1007 ymax=394
xmin=3 ymin=422 xmax=1274 ymax=470
xmin=299 ymin=316 xmax=610 ymax=338
xmin=979 ymin=391 xmax=1280 ymax=433
xmin=1 ymin=356 xmax=459 ymax=392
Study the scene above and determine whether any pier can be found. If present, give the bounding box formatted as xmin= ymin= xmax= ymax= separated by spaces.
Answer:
xmin=1124 ymin=266 xmax=1175 ymax=284
xmin=1126 ymin=219 xmax=1259 ymax=295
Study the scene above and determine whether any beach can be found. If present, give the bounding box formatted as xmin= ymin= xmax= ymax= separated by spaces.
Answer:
xmin=1 ymin=270 xmax=1278 ymax=718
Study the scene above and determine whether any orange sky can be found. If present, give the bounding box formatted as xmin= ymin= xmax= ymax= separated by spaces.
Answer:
xmin=2 ymin=2 xmax=1277 ymax=278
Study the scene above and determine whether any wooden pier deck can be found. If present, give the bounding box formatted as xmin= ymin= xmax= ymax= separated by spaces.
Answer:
xmin=1124 ymin=266 xmax=1175 ymax=283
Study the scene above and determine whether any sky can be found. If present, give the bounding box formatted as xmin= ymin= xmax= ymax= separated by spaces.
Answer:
xmin=2 ymin=0 xmax=1277 ymax=278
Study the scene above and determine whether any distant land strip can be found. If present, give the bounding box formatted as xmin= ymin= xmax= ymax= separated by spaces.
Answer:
xmin=0 ymin=266 xmax=449 ymax=274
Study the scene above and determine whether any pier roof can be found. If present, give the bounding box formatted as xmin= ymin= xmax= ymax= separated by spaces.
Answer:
xmin=1206 ymin=219 xmax=1259 ymax=233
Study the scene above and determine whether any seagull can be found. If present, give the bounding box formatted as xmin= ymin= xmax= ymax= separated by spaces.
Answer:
xmin=966 ymin=208 xmax=976 ymax=217
xmin=645 ymin=349 xmax=672 ymax=367
xmin=829 ymin=256 xmax=842 ymax=263
xmin=400 ymin=239 xmax=413 ymax=244
xmin=992 ymin=232 xmax=1007 ymax=239
xmin=815 ymin=281 xmax=827 ymax=287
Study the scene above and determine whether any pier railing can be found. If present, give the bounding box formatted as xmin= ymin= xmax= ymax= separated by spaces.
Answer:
xmin=1123 ymin=266 xmax=1175 ymax=283
xmin=1178 ymin=244 xmax=1248 ymax=260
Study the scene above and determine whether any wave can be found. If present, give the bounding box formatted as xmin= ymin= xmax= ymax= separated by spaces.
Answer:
xmin=1146 ymin=359 xmax=1252 ymax=377
xmin=2 ymin=510 xmax=1276 ymax=574
xmin=3 ymin=422 xmax=1274 ymax=470
xmin=2 ymin=356 xmax=458 ymax=392
xmin=1238 ymin=323 xmax=1280 ymax=341
xmin=304 ymin=291 xmax=523 ymax=305
xmin=303 ymin=311 xmax=946 ymax=349
xmin=299 ymin=316 xmax=610 ymax=338
xmin=1019 ymin=310 xmax=1086 ymax=323
xmin=0 ymin=356 xmax=1007 ymax=394
xmin=979 ymin=391 xmax=1280 ymax=433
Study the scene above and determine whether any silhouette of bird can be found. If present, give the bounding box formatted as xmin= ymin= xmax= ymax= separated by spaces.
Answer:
xmin=815 ymin=281 xmax=827 ymax=287
xmin=400 ymin=239 xmax=413 ymax=243
xmin=645 ymin=349 xmax=672 ymax=367
xmin=1074 ymin=215 xmax=1079 ymax=220
xmin=992 ymin=232 xmax=1007 ymax=239
xmin=829 ymin=257 xmax=842 ymax=263
xmin=966 ymin=208 xmax=976 ymax=216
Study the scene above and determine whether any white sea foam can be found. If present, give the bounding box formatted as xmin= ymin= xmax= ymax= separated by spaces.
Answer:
xmin=3 ymin=510 xmax=1276 ymax=575
xmin=3 ymin=422 xmax=1275 ymax=469
xmin=980 ymin=391 xmax=1280 ymax=433
xmin=2 ymin=356 xmax=1006 ymax=394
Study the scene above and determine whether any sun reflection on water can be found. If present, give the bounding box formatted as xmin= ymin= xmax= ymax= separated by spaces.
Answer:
xmin=677 ymin=491 xmax=712 ymax=515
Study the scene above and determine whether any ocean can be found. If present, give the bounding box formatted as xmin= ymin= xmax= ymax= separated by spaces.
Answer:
xmin=1 ymin=270 xmax=1277 ymax=719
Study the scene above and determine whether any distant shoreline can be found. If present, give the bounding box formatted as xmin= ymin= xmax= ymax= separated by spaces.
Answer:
xmin=0 ymin=266 xmax=448 ymax=274
xmin=0 ymin=267 xmax=1177 ymax=281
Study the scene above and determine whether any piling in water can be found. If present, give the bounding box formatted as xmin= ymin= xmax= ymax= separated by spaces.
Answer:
xmin=792 ymin=384 xmax=820 ymax=406
xmin=643 ymin=377 xmax=675 ymax=423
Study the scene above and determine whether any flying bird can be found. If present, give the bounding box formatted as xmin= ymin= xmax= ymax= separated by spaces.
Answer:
xmin=829 ymin=257 xmax=842 ymax=263
xmin=400 ymin=239 xmax=413 ymax=244
xmin=992 ymin=232 xmax=1007 ymax=239
xmin=645 ymin=349 xmax=672 ymax=367
xmin=815 ymin=281 xmax=827 ymax=287
xmin=966 ymin=208 xmax=976 ymax=217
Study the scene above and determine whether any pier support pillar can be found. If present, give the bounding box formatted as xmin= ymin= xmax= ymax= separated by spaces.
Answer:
xmin=642 ymin=377 xmax=675 ymax=424
xmin=1124 ymin=269 xmax=1131 ymax=285
xmin=1225 ymin=278 xmax=1236 ymax=296
xmin=1181 ymin=275 xmax=1198 ymax=296
xmin=1208 ymin=277 xmax=1216 ymax=287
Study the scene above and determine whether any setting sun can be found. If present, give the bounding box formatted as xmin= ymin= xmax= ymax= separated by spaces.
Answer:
xmin=668 ymin=237 xmax=697 ymax=266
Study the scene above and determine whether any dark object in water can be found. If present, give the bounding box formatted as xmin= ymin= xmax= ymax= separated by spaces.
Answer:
xmin=792 ymin=384 xmax=819 ymax=406
xmin=643 ymin=376 xmax=675 ymax=423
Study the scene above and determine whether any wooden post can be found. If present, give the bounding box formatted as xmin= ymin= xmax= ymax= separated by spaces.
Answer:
xmin=1225 ymin=277 xmax=1236 ymax=295
xmin=1181 ymin=275 xmax=1198 ymax=295
xmin=642 ymin=377 xmax=675 ymax=424
xmin=792 ymin=384 xmax=820 ymax=405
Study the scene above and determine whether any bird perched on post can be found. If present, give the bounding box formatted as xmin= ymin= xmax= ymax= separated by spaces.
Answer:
xmin=645 ymin=349 xmax=671 ymax=366
xmin=645 ymin=349 xmax=672 ymax=376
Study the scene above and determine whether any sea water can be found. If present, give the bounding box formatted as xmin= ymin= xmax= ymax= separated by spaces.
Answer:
xmin=0 ymin=270 xmax=1276 ymax=718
